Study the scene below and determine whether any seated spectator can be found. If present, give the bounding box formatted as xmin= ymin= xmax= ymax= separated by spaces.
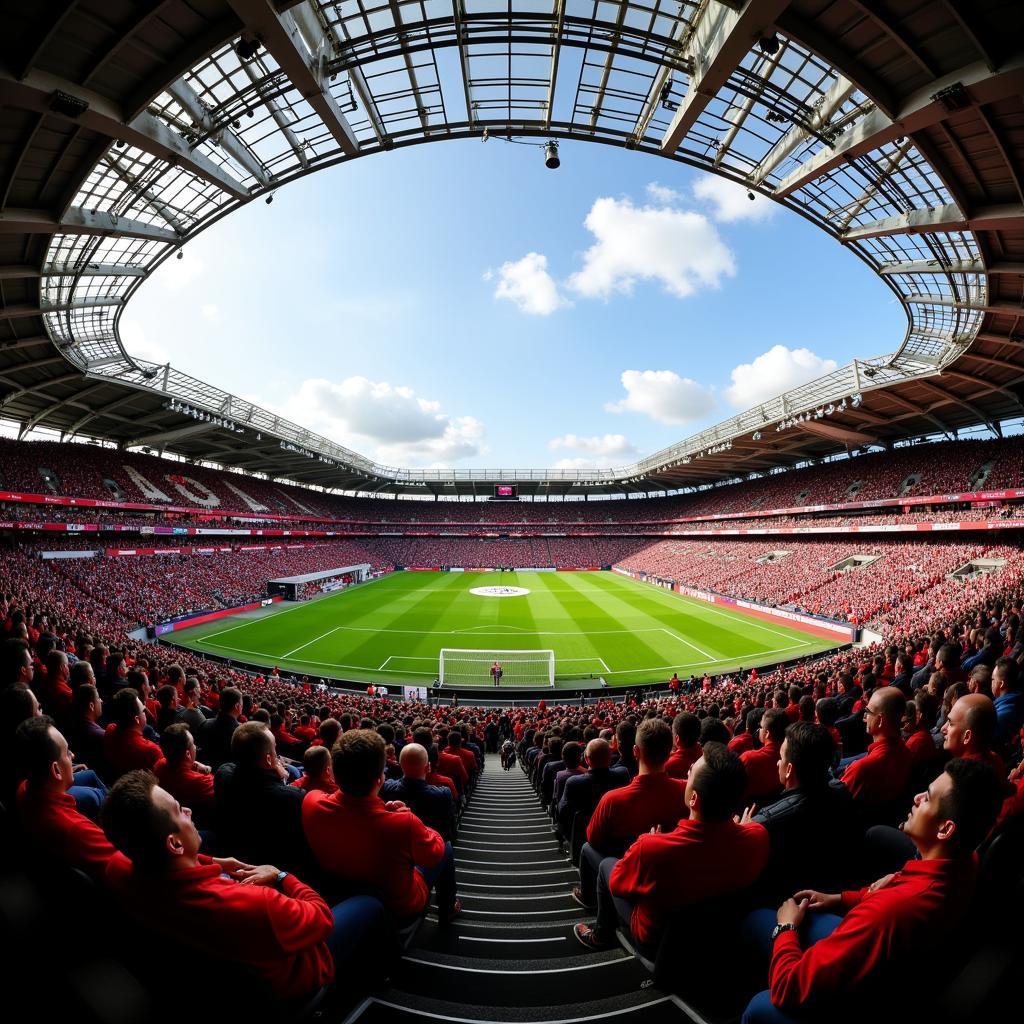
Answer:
xmin=101 ymin=770 xmax=386 ymax=1003
xmin=903 ymin=691 xmax=941 ymax=768
xmin=177 ymin=677 xmax=210 ymax=735
xmin=435 ymin=733 xmax=469 ymax=794
xmin=741 ymin=759 xmax=1005 ymax=1022
xmin=1 ymin=683 xmax=40 ymax=807
xmin=381 ymin=742 xmax=455 ymax=840
xmin=729 ymin=710 xmax=761 ymax=756
xmin=751 ymin=723 xmax=854 ymax=902
xmin=574 ymin=719 xmax=684 ymax=909
xmin=66 ymin=683 xmax=107 ymax=780
xmin=312 ymin=717 xmax=342 ymax=750
xmin=14 ymin=716 xmax=116 ymax=884
xmin=446 ymin=730 xmax=478 ymax=781
xmin=941 ymin=693 xmax=1004 ymax=774
xmin=36 ymin=648 xmax=73 ymax=723
xmin=292 ymin=745 xmax=339 ymax=795
xmin=539 ymin=737 xmax=565 ymax=806
xmin=612 ymin=720 xmax=639 ymax=777
xmin=575 ymin=743 xmax=769 ymax=951
xmin=557 ymin=738 xmax=630 ymax=837
xmin=552 ymin=741 xmax=586 ymax=807
xmin=302 ymin=730 xmax=460 ymax=922
xmin=214 ymin=721 xmax=313 ymax=878
xmin=741 ymin=709 xmax=788 ymax=803
xmin=103 ymin=688 xmax=162 ymax=779
xmin=665 ymin=713 xmax=702 ymax=779
xmin=198 ymin=687 xmax=242 ymax=769
xmin=992 ymin=656 xmax=1023 ymax=752
xmin=154 ymin=684 xmax=180 ymax=734
xmin=840 ymin=687 xmax=912 ymax=810
xmin=154 ymin=722 xmax=216 ymax=823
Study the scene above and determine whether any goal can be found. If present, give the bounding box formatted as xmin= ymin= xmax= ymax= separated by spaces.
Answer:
xmin=438 ymin=649 xmax=555 ymax=688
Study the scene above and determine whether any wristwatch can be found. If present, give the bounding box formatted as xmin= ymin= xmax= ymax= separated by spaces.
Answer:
xmin=274 ymin=870 xmax=289 ymax=889
xmin=771 ymin=923 xmax=798 ymax=943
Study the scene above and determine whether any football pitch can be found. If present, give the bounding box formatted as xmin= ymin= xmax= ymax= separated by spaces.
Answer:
xmin=167 ymin=570 xmax=844 ymax=688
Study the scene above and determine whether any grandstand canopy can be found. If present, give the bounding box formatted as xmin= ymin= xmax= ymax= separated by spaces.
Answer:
xmin=1 ymin=0 xmax=1023 ymax=496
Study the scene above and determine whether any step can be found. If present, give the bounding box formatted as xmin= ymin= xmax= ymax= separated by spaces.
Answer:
xmin=414 ymin=920 xmax=590 ymax=960
xmin=395 ymin=949 xmax=651 ymax=1006
xmin=344 ymin=989 xmax=694 ymax=1023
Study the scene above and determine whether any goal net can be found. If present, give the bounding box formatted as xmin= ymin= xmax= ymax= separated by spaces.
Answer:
xmin=439 ymin=649 xmax=555 ymax=688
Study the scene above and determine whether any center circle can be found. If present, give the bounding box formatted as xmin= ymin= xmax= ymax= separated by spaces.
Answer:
xmin=469 ymin=585 xmax=531 ymax=598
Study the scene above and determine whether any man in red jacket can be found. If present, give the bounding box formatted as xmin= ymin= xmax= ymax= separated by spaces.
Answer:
xmin=101 ymin=770 xmax=386 ymax=1003
xmin=574 ymin=718 xmax=684 ymax=909
xmin=576 ymin=741 xmax=769 ymax=950
xmin=14 ymin=716 xmax=116 ymax=884
xmin=103 ymin=687 xmax=162 ymax=778
xmin=840 ymin=686 xmax=912 ymax=809
xmin=740 ymin=758 xmax=1005 ymax=1022
xmin=665 ymin=712 xmax=701 ymax=780
xmin=303 ymin=729 xmax=461 ymax=923
xmin=153 ymin=722 xmax=216 ymax=824
xmin=741 ymin=709 xmax=787 ymax=803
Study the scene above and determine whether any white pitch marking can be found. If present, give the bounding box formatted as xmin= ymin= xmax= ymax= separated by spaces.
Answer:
xmin=281 ymin=625 xmax=344 ymax=659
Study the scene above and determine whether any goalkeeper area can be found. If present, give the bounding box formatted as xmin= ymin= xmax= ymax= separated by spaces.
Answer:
xmin=166 ymin=570 xmax=845 ymax=689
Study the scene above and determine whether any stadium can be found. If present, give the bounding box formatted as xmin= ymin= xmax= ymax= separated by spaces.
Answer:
xmin=1 ymin=1 xmax=1023 ymax=1023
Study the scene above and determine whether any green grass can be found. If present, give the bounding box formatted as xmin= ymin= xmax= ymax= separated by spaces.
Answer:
xmin=166 ymin=570 xmax=843 ymax=688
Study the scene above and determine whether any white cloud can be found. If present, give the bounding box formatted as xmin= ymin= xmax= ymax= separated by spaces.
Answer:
xmin=120 ymin=318 xmax=169 ymax=364
xmin=725 ymin=345 xmax=839 ymax=410
xmin=604 ymin=370 xmax=717 ymax=425
xmin=645 ymin=182 xmax=682 ymax=205
xmin=548 ymin=433 xmax=638 ymax=459
xmin=550 ymin=456 xmax=622 ymax=471
xmin=273 ymin=376 xmax=485 ymax=466
xmin=693 ymin=175 xmax=774 ymax=223
xmin=567 ymin=197 xmax=735 ymax=300
xmin=201 ymin=303 xmax=221 ymax=322
xmin=492 ymin=252 xmax=568 ymax=315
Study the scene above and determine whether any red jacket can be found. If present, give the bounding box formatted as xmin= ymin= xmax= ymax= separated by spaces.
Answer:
xmin=16 ymin=782 xmax=116 ymax=884
xmin=291 ymin=774 xmax=339 ymax=795
xmin=449 ymin=745 xmax=478 ymax=776
xmin=586 ymin=772 xmax=686 ymax=851
xmin=436 ymin=750 xmax=468 ymax=791
xmin=769 ymin=857 xmax=978 ymax=1010
xmin=426 ymin=771 xmax=458 ymax=801
xmin=665 ymin=744 xmax=701 ymax=780
xmin=302 ymin=790 xmax=446 ymax=918
xmin=728 ymin=733 xmax=755 ymax=755
xmin=106 ymin=852 xmax=333 ymax=1000
xmin=904 ymin=728 xmax=939 ymax=766
xmin=740 ymin=741 xmax=782 ymax=801
xmin=841 ymin=736 xmax=912 ymax=805
xmin=103 ymin=724 xmax=162 ymax=777
xmin=153 ymin=758 xmax=216 ymax=815
xmin=610 ymin=818 xmax=770 ymax=945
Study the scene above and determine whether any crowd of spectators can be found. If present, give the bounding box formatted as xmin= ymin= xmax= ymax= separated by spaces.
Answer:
xmin=4 ymin=437 xmax=1024 ymax=533
xmin=617 ymin=538 xmax=1024 ymax=629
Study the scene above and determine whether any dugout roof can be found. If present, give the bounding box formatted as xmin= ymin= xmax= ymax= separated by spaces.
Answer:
xmin=1 ymin=1 xmax=1023 ymax=496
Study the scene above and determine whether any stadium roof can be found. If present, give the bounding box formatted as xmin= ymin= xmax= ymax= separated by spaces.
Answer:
xmin=1 ymin=0 xmax=1022 ymax=497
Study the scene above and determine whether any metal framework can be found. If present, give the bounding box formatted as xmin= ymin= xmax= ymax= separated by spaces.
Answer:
xmin=1 ymin=0 xmax=1023 ymax=495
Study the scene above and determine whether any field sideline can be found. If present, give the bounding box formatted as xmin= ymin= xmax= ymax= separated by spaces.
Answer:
xmin=166 ymin=570 xmax=844 ymax=687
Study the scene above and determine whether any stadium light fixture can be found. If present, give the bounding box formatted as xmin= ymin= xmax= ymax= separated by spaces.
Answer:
xmin=544 ymin=141 xmax=560 ymax=169
xmin=757 ymin=34 xmax=781 ymax=56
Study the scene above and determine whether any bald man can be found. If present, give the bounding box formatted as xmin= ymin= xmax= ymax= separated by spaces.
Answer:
xmin=380 ymin=742 xmax=456 ymax=839
xmin=942 ymin=694 xmax=1005 ymax=775
xmin=841 ymin=687 xmax=913 ymax=809
xmin=555 ymin=738 xmax=630 ymax=844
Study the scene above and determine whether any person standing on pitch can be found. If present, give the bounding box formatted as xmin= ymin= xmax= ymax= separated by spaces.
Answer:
xmin=491 ymin=661 xmax=503 ymax=688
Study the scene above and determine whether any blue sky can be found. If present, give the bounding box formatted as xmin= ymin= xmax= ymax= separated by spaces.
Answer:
xmin=121 ymin=138 xmax=904 ymax=470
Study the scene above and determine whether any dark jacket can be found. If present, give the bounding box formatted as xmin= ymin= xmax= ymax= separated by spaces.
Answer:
xmin=556 ymin=765 xmax=630 ymax=830
xmin=752 ymin=782 xmax=856 ymax=901
xmin=380 ymin=777 xmax=455 ymax=839
xmin=214 ymin=762 xmax=314 ymax=878
xmin=199 ymin=713 xmax=239 ymax=768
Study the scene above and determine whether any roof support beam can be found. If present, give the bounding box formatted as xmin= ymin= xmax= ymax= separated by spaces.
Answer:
xmin=842 ymin=203 xmax=1024 ymax=242
xmin=878 ymin=258 xmax=1023 ymax=276
xmin=751 ymin=73 xmax=857 ymax=184
xmin=41 ymin=263 xmax=148 ymax=279
xmin=64 ymin=393 xmax=140 ymax=438
xmin=125 ymin=421 xmax=218 ymax=448
xmin=543 ymin=0 xmax=566 ymax=131
xmin=917 ymin=379 xmax=1000 ymax=436
xmin=102 ymin=153 xmax=188 ymax=234
xmin=0 ymin=65 xmax=250 ymax=202
xmin=165 ymin=78 xmax=271 ymax=188
xmin=884 ymin=389 xmax=955 ymax=440
xmin=903 ymin=294 xmax=1022 ymax=316
xmin=228 ymin=0 xmax=360 ymax=157
xmin=0 ymin=337 xmax=51 ymax=352
xmin=0 ymin=207 xmax=180 ymax=242
xmin=22 ymin=382 xmax=110 ymax=435
xmin=943 ymin=370 xmax=1024 ymax=417
xmin=661 ymin=0 xmax=792 ymax=154
xmin=774 ymin=50 xmax=1024 ymax=197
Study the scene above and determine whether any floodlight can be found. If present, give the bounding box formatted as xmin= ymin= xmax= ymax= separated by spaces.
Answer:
xmin=544 ymin=141 xmax=560 ymax=169
xmin=757 ymin=34 xmax=781 ymax=56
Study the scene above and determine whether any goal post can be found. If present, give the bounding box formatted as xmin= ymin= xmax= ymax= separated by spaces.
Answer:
xmin=439 ymin=649 xmax=555 ymax=688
